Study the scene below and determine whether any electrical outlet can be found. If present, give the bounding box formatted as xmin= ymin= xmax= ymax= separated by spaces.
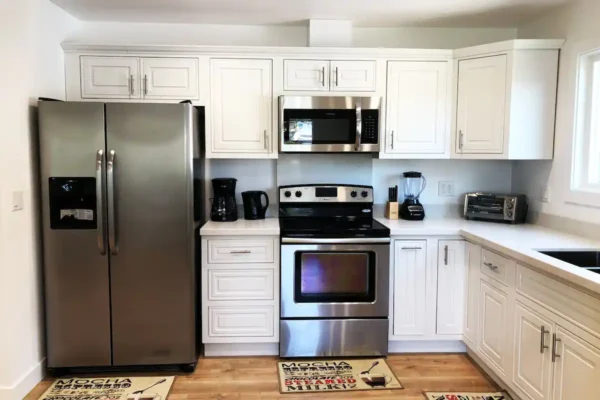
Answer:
xmin=438 ymin=181 xmax=455 ymax=197
xmin=541 ymin=185 xmax=550 ymax=203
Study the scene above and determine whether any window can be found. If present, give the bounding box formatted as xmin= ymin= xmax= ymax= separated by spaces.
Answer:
xmin=572 ymin=48 xmax=600 ymax=201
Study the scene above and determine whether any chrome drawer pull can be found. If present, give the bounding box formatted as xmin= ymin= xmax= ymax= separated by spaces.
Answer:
xmin=230 ymin=250 xmax=252 ymax=254
xmin=402 ymin=247 xmax=423 ymax=250
xmin=484 ymin=262 xmax=498 ymax=270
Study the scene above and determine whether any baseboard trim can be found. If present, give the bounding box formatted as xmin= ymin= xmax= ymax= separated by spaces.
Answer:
xmin=466 ymin=349 xmax=523 ymax=400
xmin=0 ymin=358 xmax=45 ymax=400
xmin=204 ymin=343 xmax=279 ymax=357
xmin=388 ymin=340 xmax=466 ymax=353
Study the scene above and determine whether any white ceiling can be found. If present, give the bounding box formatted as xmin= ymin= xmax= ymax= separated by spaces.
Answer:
xmin=50 ymin=0 xmax=570 ymax=28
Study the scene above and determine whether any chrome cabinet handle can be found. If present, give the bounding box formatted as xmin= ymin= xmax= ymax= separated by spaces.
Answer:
xmin=321 ymin=67 xmax=325 ymax=87
xmin=390 ymin=131 xmax=394 ymax=150
xmin=334 ymin=67 xmax=339 ymax=86
xmin=444 ymin=245 xmax=449 ymax=265
xmin=552 ymin=333 xmax=561 ymax=362
xmin=402 ymin=246 xmax=423 ymax=250
xmin=264 ymin=129 xmax=269 ymax=152
xmin=230 ymin=250 xmax=251 ymax=254
xmin=354 ymin=101 xmax=362 ymax=151
xmin=143 ymin=74 xmax=148 ymax=95
xmin=540 ymin=326 xmax=550 ymax=353
xmin=96 ymin=150 xmax=106 ymax=255
xmin=459 ymin=130 xmax=464 ymax=150
xmin=107 ymin=150 xmax=118 ymax=255
xmin=484 ymin=262 xmax=498 ymax=270
xmin=129 ymin=75 xmax=134 ymax=95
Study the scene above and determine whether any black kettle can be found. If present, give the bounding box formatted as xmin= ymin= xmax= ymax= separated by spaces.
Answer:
xmin=241 ymin=191 xmax=269 ymax=220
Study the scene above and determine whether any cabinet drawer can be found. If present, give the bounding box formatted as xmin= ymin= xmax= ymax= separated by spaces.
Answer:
xmin=207 ymin=238 xmax=274 ymax=264
xmin=208 ymin=306 xmax=274 ymax=337
xmin=208 ymin=269 xmax=274 ymax=301
xmin=517 ymin=264 xmax=600 ymax=336
xmin=481 ymin=248 xmax=513 ymax=286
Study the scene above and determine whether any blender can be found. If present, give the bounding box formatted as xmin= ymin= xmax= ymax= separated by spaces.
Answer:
xmin=400 ymin=171 xmax=426 ymax=221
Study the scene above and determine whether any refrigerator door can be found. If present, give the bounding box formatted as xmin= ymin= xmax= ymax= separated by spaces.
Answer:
xmin=106 ymin=103 xmax=196 ymax=365
xmin=38 ymin=101 xmax=112 ymax=367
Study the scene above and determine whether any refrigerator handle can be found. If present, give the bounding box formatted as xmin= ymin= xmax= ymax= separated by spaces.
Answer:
xmin=96 ymin=150 xmax=106 ymax=255
xmin=107 ymin=149 xmax=118 ymax=255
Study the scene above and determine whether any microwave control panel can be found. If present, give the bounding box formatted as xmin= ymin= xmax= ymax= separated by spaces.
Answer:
xmin=361 ymin=110 xmax=379 ymax=144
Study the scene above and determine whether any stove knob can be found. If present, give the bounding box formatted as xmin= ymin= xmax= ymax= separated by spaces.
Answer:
xmin=361 ymin=191 xmax=369 ymax=198
xmin=284 ymin=190 xmax=292 ymax=198
xmin=350 ymin=191 xmax=358 ymax=198
xmin=295 ymin=191 xmax=303 ymax=198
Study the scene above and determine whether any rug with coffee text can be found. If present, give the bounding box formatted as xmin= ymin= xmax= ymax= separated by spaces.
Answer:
xmin=277 ymin=358 xmax=402 ymax=393
xmin=424 ymin=392 xmax=512 ymax=400
xmin=37 ymin=376 xmax=175 ymax=400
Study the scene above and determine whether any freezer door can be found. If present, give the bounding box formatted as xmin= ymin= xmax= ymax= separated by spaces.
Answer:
xmin=38 ymin=101 xmax=112 ymax=367
xmin=106 ymin=103 xmax=196 ymax=365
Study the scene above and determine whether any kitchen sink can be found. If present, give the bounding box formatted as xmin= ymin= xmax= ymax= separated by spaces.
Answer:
xmin=538 ymin=250 xmax=600 ymax=274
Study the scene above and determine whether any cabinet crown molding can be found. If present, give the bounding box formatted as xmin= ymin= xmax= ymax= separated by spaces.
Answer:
xmin=453 ymin=39 xmax=565 ymax=59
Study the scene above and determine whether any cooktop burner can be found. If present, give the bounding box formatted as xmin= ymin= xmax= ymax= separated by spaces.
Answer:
xmin=278 ymin=184 xmax=390 ymax=239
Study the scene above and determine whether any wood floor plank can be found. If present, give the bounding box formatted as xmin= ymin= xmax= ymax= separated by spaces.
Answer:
xmin=23 ymin=354 xmax=499 ymax=400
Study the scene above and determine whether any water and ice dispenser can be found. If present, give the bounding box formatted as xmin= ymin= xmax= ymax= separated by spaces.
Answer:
xmin=48 ymin=177 xmax=97 ymax=230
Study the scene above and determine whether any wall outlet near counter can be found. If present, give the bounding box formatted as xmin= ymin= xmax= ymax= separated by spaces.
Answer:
xmin=438 ymin=181 xmax=455 ymax=197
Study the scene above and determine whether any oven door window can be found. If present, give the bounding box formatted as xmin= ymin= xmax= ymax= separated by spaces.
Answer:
xmin=284 ymin=109 xmax=356 ymax=145
xmin=294 ymin=251 xmax=376 ymax=303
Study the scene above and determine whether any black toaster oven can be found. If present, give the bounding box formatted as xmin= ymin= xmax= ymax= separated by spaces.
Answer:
xmin=464 ymin=193 xmax=528 ymax=224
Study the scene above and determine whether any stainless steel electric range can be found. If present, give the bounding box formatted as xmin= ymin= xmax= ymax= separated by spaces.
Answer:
xmin=278 ymin=184 xmax=391 ymax=358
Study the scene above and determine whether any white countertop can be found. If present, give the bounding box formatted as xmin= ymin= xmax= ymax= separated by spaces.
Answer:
xmin=200 ymin=215 xmax=600 ymax=295
xmin=200 ymin=218 xmax=280 ymax=236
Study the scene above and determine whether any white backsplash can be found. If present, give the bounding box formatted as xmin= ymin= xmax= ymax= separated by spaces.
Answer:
xmin=208 ymin=157 xmax=514 ymax=210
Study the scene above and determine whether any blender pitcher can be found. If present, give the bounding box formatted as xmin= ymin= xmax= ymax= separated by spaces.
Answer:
xmin=400 ymin=171 xmax=426 ymax=220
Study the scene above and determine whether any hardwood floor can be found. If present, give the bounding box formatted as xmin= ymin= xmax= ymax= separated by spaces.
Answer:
xmin=24 ymin=354 xmax=499 ymax=400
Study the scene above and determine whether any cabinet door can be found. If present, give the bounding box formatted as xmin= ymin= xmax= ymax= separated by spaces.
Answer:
xmin=513 ymin=302 xmax=554 ymax=400
xmin=463 ymin=242 xmax=481 ymax=347
xmin=436 ymin=240 xmax=466 ymax=334
xmin=80 ymin=56 xmax=140 ymax=99
xmin=393 ymin=241 xmax=428 ymax=336
xmin=330 ymin=60 xmax=376 ymax=92
xmin=552 ymin=325 xmax=600 ymax=400
xmin=284 ymin=60 xmax=329 ymax=91
xmin=386 ymin=61 xmax=449 ymax=154
xmin=479 ymin=280 xmax=509 ymax=376
xmin=141 ymin=58 xmax=199 ymax=100
xmin=456 ymin=55 xmax=507 ymax=154
xmin=210 ymin=59 xmax=273 ymax=153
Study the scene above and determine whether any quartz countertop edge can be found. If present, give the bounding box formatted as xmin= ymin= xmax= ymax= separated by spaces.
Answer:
xmin=200 ymin=218 xmax=280 ymax=236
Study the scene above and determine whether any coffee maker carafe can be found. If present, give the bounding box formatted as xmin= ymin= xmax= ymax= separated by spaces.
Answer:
xmin=400 ymin=171 xmax=426 ymax=221
xmin=211 ymin=178 xmax=238 ymax=222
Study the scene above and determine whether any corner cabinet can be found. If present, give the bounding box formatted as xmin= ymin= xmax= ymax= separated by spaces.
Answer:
xmin=208 ymin=59 xmax=275 ymax=158
xmin=383 ymin=61 xmax=450 ymax=158
xmin=453 ymin=44 xmax=559 ymax=160
xmin=436 ymin=240 xmax=466 ymax=334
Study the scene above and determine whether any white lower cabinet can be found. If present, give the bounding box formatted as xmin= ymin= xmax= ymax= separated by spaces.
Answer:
xmin=479 ymin=279 xmax=510 ymax=378
xmin=208 ymin=306 xmax=274 ymax=337
xmin=463 ymin=242 xmax=481 ymax=347
xmin=436 ymin=240 xmax=466 ymax=334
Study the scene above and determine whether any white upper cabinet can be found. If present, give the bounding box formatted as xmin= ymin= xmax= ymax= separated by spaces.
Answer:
xmin=330 ymin=61 xmax=376 ymax=92
xmin=393 ymin=241 xmax=428 ymax=336
xmin=140 ymin=58 xmax=199 ymax=100
xmin=453 ymin=41 xmax=560 ymax=160
xmin=209 ymin=59 xmax=273 ymax=155
xmin=81 ymin=56 xmax=140 ymax=99
xmin=283 ymin=59 xmax=376 ymax=92
xmin=284 ymin=60 xmax=329 ymax=91
xmin=456 ymin=55 xmax=507 ymax=155
xmin=385 ymin=61 xmax=450 ymax=157
xmin=436 ymin=240 xmax=466 ymax=335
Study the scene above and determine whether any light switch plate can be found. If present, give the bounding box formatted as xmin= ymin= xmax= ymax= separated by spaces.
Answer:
xmin=438 ymin=181 xmax=455 ymax=197
xmin=12 ymin=190 xmax=24 ymax=211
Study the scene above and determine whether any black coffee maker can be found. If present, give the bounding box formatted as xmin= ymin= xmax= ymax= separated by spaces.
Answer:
xmin=242 ymin=191 xmax=269 ymax=220
xmin=211 ymin=178 xmax=238 ymax=222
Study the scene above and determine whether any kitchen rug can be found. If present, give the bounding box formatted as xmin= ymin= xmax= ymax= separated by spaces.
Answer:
xmin=277 ymin=358 xmax=403 ymax=393
xmin=424 ymin=392 xmax=512 ymax=400
xmin=37 ymin=376 xmax=175 ymax=400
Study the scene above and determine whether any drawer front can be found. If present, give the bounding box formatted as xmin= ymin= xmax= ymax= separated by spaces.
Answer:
xmin=517 ymin=264 xmax=600 ymax=336
xmin=481 ymin=248 xmax=513 ymax=285
xmin=208 ymin=306 xmax=274 ymax=337
xmin=208 ymin=269 xmax=274 ymax=301
xmin=208 ymin=238 xmax=274 ymax=264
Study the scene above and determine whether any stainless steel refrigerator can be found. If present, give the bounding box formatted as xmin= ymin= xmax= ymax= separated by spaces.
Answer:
xmin=38 ymin=101 xmax=202 ymax=370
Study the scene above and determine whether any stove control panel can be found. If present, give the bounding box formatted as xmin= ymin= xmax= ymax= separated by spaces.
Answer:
xmin=279 ymin=185 xmax=373 ymax=203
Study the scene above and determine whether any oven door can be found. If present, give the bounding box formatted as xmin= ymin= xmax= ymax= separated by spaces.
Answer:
xmin=279 ymin=96 xmax=381 ymax=153
xmin=281 ymin=239 xmax=389 ymax=318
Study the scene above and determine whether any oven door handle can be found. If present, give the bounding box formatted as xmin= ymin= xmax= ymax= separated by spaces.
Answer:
xmin=354 ymin=100 xmax=362 ymax=151
xmin=281 ymin=237 xmax=390 ymax=244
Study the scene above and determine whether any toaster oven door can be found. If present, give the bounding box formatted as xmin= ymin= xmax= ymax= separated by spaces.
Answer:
xmin=465 ymin=195 xmax=506 ymax=221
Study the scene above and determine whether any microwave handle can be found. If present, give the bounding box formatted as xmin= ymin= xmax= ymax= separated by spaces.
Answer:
xmin=354 ymin=101 xmax=362 ymax=151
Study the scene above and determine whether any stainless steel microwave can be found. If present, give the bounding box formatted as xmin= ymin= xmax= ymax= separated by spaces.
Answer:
xmin=279 ymin=95 xmax=381 ymax=153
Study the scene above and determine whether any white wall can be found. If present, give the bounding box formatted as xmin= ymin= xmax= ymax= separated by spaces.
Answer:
xmin=64 ymin=21 xmax=516 ymax=49
xmin=515 ymin=0 xmax=600 ymax=223
xmin=0 ymin=1 xmax=78 ymax=399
